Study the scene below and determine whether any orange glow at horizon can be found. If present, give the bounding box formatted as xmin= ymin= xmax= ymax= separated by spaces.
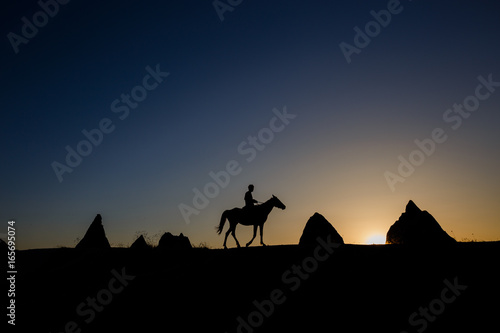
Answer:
xmin=365 ymin=234 xmax=387 ymax=244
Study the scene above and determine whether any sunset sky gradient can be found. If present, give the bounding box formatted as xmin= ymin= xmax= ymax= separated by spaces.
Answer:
xmin=2 ymin=0 xmax=499 ymax=249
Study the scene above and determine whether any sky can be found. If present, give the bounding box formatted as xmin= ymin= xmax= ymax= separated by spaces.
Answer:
xmin=1 ymin=0 xmax=499 ymax=249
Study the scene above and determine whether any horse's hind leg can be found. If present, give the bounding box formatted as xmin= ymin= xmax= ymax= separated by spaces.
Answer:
xmin=230 ymin=222 xmax=241 ymax=248
xmin=223 ymin=228 xmax=231 ymax=249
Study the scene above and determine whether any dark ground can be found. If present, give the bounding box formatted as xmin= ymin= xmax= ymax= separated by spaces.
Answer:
xmin=12 ymin=241 xmax=500 ymax=332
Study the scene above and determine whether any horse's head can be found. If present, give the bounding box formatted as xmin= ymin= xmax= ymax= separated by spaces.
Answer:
xmin=271 ymin=195 xmax=286 ymax=210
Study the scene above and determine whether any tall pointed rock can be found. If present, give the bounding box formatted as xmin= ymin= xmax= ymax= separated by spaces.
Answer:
xmin=76 ymin=214 xmax=111 ymax=249
xmin=386 ymin=200 xmax=456 ymax=245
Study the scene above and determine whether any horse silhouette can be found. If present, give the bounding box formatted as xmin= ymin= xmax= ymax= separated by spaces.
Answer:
xmin=216 ymin=195 xmax=286 ymax=249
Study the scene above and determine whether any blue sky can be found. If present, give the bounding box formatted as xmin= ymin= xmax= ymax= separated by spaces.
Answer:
xmin=2 ymin=0 xmax=500 ymax=248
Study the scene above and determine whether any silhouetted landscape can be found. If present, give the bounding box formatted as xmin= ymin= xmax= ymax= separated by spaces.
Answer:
xmin=10 ymin=201 xmax=500 ymax=332
xmin=4 ymin=1 xmax=500 ymax=331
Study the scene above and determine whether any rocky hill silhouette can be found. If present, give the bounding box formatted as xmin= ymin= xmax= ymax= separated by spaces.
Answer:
xmin=13 ymin=207 xmax=500 ymax=332
xmin=157 ymin=232 xmax=192 ymax=250
xmin=386 ymin=200 xmax=456 ymax=245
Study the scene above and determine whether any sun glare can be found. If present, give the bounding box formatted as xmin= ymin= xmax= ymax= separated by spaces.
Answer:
xmin=365 ymin=234 xmax=386 ymax=244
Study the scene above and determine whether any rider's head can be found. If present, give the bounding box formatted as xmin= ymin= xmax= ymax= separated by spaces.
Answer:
xmin=248 ymin=184 xmax=254 ymax=192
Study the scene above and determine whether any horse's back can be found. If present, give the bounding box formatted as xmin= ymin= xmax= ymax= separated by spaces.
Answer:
xmin=228 ymin=207 xmax=242 ymax=214
xmin=226 ymin=207 xmax=255 ymax=225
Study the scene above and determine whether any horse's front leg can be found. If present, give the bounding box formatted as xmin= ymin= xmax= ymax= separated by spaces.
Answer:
xmin=259 ymin=224 xmax=266 ymax=246
xmin=246 ymin=225 xmax=257 ymax=247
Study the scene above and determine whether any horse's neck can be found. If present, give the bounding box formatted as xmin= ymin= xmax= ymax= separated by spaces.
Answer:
xmin=260 ymin=199 xmax=274 ymax=215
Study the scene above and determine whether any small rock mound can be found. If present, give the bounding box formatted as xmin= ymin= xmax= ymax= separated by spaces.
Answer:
xmin=130 ymin=235 xmax=151 ymax=251
xmin=386 ymin=200 xmax=456 ymax=245
xmin=157 ymin=232 xmax=192 ymax=250
xmin=299 ymin=212 xmax=344 ymax=246
xmin=75 ymin=214 xmax=111 ymax=249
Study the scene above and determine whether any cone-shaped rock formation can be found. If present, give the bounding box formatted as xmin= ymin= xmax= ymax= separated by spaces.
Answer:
xmin=299 ymin=212 xmax=344 ymax=246
xmin=386 ymin=200 xmax=456 ymax=245
xmin=75 ymin=214 xmax=111 ymax=249
xmin=130 ymin=235 xmax=151 ymax=250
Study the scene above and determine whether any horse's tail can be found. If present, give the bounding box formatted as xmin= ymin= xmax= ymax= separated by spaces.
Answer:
xmin=216 ymin=210 xmax=228 ymax=235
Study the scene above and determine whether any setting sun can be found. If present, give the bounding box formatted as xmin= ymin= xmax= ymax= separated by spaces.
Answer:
xmin=365 ymin=234 xmax=386 ymax=245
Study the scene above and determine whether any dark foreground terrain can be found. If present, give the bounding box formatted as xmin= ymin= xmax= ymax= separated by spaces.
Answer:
xmin=13 ymin=241 xmax=500 ymax=332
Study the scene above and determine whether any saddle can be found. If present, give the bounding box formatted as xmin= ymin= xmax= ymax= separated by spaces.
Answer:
xmin=242 ymin=204 xmax=258 ymax=216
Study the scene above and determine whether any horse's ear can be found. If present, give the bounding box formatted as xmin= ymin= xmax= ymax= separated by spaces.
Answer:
xmin=272 ymin=194 xmax=276 ymax=198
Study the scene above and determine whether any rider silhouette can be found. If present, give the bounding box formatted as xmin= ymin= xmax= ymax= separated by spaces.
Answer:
xmin=244 ymin=184 xmax=258 ymax=209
